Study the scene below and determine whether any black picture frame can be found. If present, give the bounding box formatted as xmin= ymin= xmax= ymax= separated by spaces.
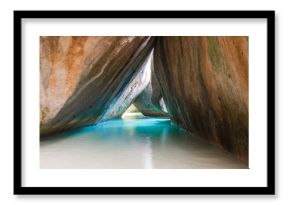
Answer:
xmin=14 ymin=10 xmax=275 ymax=195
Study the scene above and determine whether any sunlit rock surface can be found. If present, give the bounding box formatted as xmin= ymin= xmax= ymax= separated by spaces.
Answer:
xmin=40 ymin=36 xmax=155 ymax=136
xmin=154 ymin=36 xmax=248 ymax=162
xmin=99 ymin=55 xmax=151 ymax=121
xmin=134 ymin=53 xmax=168 ymax=117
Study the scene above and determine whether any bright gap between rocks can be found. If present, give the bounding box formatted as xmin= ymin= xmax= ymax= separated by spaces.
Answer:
xmin=121 ymin=104 xmax=144 ymax=119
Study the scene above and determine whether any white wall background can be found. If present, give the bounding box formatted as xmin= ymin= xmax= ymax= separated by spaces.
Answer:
xmin=0 ymin=0 xmax=287 ymax=204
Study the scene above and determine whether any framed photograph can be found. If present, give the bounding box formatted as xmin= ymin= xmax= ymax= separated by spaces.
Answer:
xmin=14 ymin=10 xmax=275 ymax=195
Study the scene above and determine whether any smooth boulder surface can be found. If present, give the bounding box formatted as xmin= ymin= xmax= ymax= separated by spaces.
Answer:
xmin=133 ymin=53 xmax=168 ymax=117
xmin=99 ymin=55 xmax=151 ymax=121
xmin=154 ymin=36 xmax=248 ymax=162
xmin=40 ymin=36 xmax=155 ymax=136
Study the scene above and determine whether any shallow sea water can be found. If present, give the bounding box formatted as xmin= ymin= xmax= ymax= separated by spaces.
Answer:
xmin=40 ymin=115 xmax=247 ymax=169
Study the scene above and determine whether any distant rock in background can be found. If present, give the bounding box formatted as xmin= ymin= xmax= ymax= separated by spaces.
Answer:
xmin=125 ymin=104 xmax=139 ymax=113
xmin=134 ymin=53 xmax=168 ymax=117
xmin=40 ymin=36 xmax=155 ymax=136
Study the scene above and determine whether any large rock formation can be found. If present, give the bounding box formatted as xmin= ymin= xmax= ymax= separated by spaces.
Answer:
xmin=133 ymin=52 xmax=168 ymax=117
xmin=154 ymin=36 xmax=248 ymax=162
xmin=40 ymin=36 xmax=155 ymax=136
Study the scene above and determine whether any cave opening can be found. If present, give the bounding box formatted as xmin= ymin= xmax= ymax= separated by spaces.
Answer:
xmin=121 ymin=104 xmax=144 ymax=119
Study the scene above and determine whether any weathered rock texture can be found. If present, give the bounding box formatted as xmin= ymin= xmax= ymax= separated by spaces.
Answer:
xmin=133 ymin=53 xmax=168 ymax=117
xmin=40 ymin=36 xmax=155 ymax=136
xmin=154 ymin=36 xmax=248 ymax=162
xmin=100 ymin=55 xmax=151 ymax=121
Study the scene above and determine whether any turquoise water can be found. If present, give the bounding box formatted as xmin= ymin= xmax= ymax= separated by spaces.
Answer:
xmin=40 ymin=116 xmax=247 ymax=169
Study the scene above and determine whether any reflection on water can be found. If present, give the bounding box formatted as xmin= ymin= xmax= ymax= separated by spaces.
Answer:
xmin=40 ymin=116 xmax=247 ymax=169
